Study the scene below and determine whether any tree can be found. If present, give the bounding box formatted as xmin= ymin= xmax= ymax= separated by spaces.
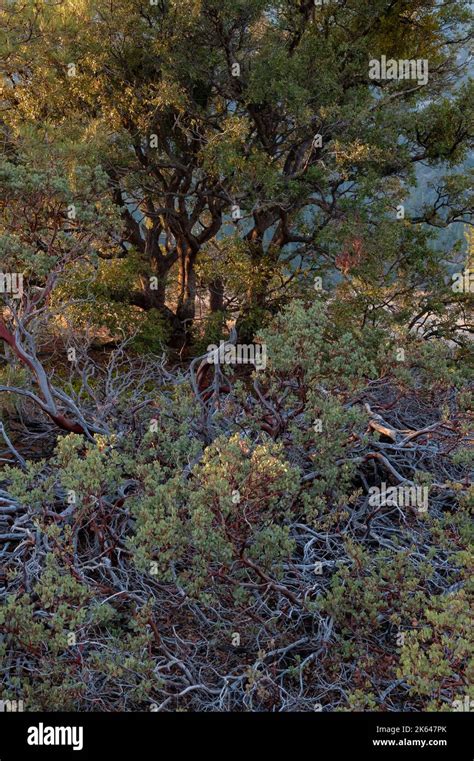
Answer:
xmin=1 ymin=0 xmax=472 ymax=343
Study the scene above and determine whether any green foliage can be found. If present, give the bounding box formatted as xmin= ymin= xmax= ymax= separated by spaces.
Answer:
xmin=261 ymin=299 xmax=380 ymax=390
xmin=131 ymin=434 xmax=300 ymax=598
xmin=398 ymin=590 xmax=473 ymax=710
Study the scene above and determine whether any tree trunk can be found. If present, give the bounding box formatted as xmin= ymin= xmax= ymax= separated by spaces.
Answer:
xmin=236 ymin=237 xmax=270 ymax=341
xmin=209 ymin=278 xmax=224 ymax=313
xmin=176 ymin=247 xmax=197 ymax=328
xmin=139 ymin=267 xmax=167 ymax=311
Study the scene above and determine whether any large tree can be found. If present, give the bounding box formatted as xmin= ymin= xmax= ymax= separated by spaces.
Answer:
xmin=1 ymin=0 xmax=472 ymax=342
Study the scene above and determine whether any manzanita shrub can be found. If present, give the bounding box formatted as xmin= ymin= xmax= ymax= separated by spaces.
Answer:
xmin=1 ymin=300 xmax=472 ymax=712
